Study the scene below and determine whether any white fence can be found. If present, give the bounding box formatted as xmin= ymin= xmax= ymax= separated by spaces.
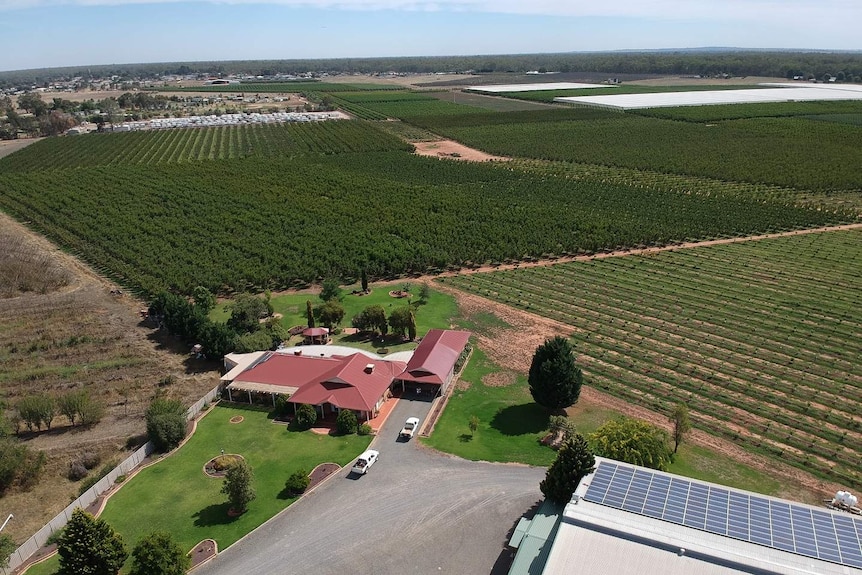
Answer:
xmin=4 ymin=385 xmax=221 ymax=574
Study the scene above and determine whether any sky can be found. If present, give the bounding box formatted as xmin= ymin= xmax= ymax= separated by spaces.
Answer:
xmin=0 ymin=0 xmax=859 ymax=72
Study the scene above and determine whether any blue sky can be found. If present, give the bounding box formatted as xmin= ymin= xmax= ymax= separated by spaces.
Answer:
xmin=0 ymin=0 xmax=859 ymax=72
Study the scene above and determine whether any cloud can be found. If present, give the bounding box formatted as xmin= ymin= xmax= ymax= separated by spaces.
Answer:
xmin=1 ymin=0 xmax=859 ymax=24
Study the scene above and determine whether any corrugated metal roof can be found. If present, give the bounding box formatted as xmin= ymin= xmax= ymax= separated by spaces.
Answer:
xmin=399 ymin=329 xmax=470 ymax=386
xmin=508 ymin=500 xmax=564 ymax=575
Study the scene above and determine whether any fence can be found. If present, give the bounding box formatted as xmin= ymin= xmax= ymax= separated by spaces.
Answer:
xmin=4 ymin=385 xmax=221 ymax=574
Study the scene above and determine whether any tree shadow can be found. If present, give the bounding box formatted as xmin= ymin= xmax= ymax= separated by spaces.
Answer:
xmin=458 ymin=433 xmax=474 ymax=442
xmin=192 ymin=502 xmax=239 ymax=527
xmin=490 ymin=404 xmax=549 ymax=436
xmin=276 ymin=488 xmax=301 ymax=501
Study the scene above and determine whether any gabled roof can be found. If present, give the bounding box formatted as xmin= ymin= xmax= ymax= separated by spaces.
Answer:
xmin=398 ymin=329 xmax=471 ymax=385
xmin=287 ymin=353 xmax=406 ymax=412
xmin=232 ymin=352 xmax=338 ymax=388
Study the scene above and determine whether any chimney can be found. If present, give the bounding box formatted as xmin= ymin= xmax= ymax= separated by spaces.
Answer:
xmin=365 ymin=363 xmax=375 ymax=373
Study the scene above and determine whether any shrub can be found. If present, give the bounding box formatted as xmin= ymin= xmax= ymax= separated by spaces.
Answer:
xmin=284 ymin=469 xmax=310 ymax=496
xmin=0 ymin=437 xmax=44 ymax=492
xmin=358 ymin=423 xmax=372 ymax=436
xmin=273 ymin=394 xmax=291 ymax=417
xmin=68 ymin=462 xmax=88 ymax=481
xmin=336 ymin=409 xmax=358 ymax=435
xmin=145 ymin=398 xmax=187 ymax=452
xmin=115 ymin=475 xmax=126 ymax=484
xmin=158 ymin=375 xmax=176 ymax=387
xmin=79 ymin=452 xmax=100 ymax=470
xmin=293 ymin=404 xmax=317 ymax=431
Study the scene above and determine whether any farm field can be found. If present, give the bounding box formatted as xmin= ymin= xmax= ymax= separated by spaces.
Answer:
xmin=440 ymin=229 xmax=862 ymax=488
xmin=0 ymin=139 xmax=848 ymax=296
xmin=495 ymin=83 xmax=770 ymax=102
xmin=0 ymin=121 xmax=409 ymax=172
xmin=411 ymin=112 xmax=862 ymax=191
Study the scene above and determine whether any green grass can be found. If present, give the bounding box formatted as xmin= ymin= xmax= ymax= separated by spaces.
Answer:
xmin=25 ymin=404 xmax=370 ymax=575
xmin=423 ymin=348 xmax=556 ymax=467
xmin=212 ymin=282 xmax=459 ymax=354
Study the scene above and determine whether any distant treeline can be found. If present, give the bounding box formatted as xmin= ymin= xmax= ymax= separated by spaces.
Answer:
xmin=2 ymin=51 xmax=862 ymax=89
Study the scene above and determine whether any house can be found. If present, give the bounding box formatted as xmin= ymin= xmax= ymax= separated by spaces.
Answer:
xmin=222 ymin=350 xmax=406 ymax=421
xmin=395 ymin=329 xmax=471 ymax=396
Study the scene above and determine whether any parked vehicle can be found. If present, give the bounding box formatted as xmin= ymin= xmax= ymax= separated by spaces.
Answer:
xmin=351 ymin=450 xmax=379 ymax=475
xmin=400 ymin=417 xmax=420 ymax=439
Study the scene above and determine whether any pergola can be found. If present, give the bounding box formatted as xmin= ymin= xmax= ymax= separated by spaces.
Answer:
xmin=302 ymin=327 xmax=330 ymax=345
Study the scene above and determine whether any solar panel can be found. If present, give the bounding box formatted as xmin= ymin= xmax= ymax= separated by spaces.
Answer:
xmin=583 ymin=461 xmax=862 ymax=569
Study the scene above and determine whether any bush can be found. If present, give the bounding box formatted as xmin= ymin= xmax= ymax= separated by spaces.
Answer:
xmin=79 ymin=452 xmax=100 ymax=470
xmin=145 ymin=398 xmax=187 ymax=452
xmin=0 ymin=437 xmax=44 ymax=492
xmin=358 ymin=423 xmax=372 ymax=436
xmin=68 ymin=462 xmax=88 ymax=481
xmin=284 ymin=469 xmax=310 ymax=496
xmin=336 ymin=410 xmax=358 ymax=435
xmin=293 ymin=404 xmax=317 ymax=431
xmin=273 ymin=394 xmax=291 ymax=418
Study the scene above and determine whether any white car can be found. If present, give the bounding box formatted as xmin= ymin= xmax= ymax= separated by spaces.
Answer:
xmin=400 ymin=417 xmax=420 ymax=439
xmin=351 ymin=450 xmax=379 ymax=475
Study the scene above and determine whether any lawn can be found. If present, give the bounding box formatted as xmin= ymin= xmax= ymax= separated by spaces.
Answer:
xmin=25 ymin=404 xmax=370 ymax=575
xmin=425 ymin=349 xmax=801 ymax=500
xmin=212 ymin=282 xmax=459 ymax=354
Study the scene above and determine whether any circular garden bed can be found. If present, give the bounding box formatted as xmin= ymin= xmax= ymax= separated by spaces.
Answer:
xmin=204 ymin=454 xmax=245 ymax=478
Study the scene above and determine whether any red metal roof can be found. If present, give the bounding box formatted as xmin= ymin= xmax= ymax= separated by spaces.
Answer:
xmin=288 ymin=354 xmax=406 ymax=412
xmin=399 ymin=329 xmax=471 ymax=386
xmin=233 ymin=352 xmax=337 ymax=387
xmin=302 ymin=327 xmax=330 ymax=337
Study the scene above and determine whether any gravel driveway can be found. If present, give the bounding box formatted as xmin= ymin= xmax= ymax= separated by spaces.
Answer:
xmin=195 ymin=396 xmax=545 ymax=575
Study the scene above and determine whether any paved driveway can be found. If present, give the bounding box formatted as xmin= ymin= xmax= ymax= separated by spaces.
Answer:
xmin=195 ymin=397 xmax=545 ymax=575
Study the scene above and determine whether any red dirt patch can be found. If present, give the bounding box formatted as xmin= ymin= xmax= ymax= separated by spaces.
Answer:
xmin=389 ymin=290 xmax=412 ymax=298
xmin=413 ymin=140 xmax=510 ymax=162
xmin=229 ymin=415 xmax=244 ymax=424
xmin=308 ymin=463 xmax=340 ymax=490
xmin=189 ymin=539 xmax=218 ymax=570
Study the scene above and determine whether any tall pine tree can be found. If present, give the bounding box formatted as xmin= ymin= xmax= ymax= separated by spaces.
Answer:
xmin=540 ymin=433 xmax=595 ymax=505
xmin=528 ymin=336 xmax=583 ymax=410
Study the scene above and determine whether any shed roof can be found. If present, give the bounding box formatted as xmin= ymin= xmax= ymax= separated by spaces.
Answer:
xmin=302 ymin=327 xmax=329 ymax=337
xmin=398 ymin=329 xmax=470 ymax=385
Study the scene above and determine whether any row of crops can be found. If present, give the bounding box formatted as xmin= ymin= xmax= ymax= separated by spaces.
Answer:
xmin=0 ymin=121 xmax=410 ymax=172
xmin=408 ymin=112 xmax=862 ymax=191
xmin=442 ymin=229 xmax=862 ymax=486
xmin=0 ymin=145 xmax=849 ymax=296
xmin=631 ymin=100 xmax=862 ymax=122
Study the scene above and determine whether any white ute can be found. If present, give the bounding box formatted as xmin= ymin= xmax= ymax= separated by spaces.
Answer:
xmin=400 ymin=417 xmax=420 ymax=439
xmin=351 ymin=450 xmax=379 ymax=475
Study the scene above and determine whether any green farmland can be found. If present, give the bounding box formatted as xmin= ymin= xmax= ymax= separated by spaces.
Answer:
xmin=0 ymin=120 xmax=846 ymax=297
xmin=441 ymin=229 xmax=862 ymax=487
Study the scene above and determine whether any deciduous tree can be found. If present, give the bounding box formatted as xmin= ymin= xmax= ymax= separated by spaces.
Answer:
xmin=336 ymin=409 xmax=358 ymax=435
xmin=57 ymin=508 xmax=128 ymax=575
xmin=540 ymin=433 xmax=595 ymax=505
xmin=588 ymin=417 xmax=673 ymax=471
xmin=528 ymin=336 xmax=582 ymax=410
xmin=129 ymin=531 xmax=190 ymax=575
xmin=222 ymin=459 xmax=255 ymax=514
xmin=316 ymin=300 xmax=345 ymax=329
xmin=670 ymin=402 xmax=691 ymax=454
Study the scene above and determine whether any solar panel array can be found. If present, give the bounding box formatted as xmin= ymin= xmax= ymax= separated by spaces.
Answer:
xmin=583 ymin=461 xmax=862 ymax=569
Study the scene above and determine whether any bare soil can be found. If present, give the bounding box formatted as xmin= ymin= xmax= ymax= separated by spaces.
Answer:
xmin=413 ymin=140 xmax=510 ymax=163
xmin=0 ymin=212 xmax=220 ymax=543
